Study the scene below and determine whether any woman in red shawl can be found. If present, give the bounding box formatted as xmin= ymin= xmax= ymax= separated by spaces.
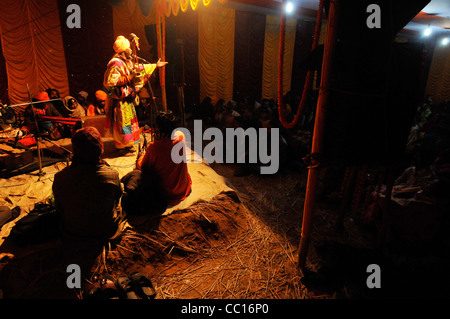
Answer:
xmin=121 ymin=112 xmax=191 ymax=216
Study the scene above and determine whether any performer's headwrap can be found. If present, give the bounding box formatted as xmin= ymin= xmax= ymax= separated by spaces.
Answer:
xmin=113 ymin=35 xmax=131 ymax=53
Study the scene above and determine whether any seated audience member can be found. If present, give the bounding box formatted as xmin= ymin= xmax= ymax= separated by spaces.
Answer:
xmin=194 ymin=97 xmax=215 ymax=124
xmin=52 ymin=127 xmax=126 ymax=242
xmin=223 ymin=101 xmax=240 ymax=129
xmin=46 ymin=88 xmax=66 ymax=116
xmin=134 ymin=111 xmax=192 ymax=207
xmin=76 ymin=90 xmax=90 ymax=113
xmin=233 ymin=105 xmax=290 ymax=177
xmin=236 ymin=104 xmax=260 ymax=130
xmin=214 ymin=99 xmax=226 ymax=126
xmin=22 ymin=91 xmax=63 ymax=137
xmin=258 ymin=108 xmax=291 ymax=172
xmin=63 ymin=96 xmax=86 ymax=118
xmin=282 ymin=91 xmax=294 ymax=121
xmin=87 ymin=90 xmax=107 ymax=116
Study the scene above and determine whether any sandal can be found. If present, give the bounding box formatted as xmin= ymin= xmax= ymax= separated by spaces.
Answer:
xmin=84 ymin=276 xmax=123 ymax=299
xmin=129 ymin=272 xmax=156 ymax=299
xmin=116 ymin=276 xmax=141 ymax=299
xmin=101 ymin=276 xmax=123 ymax=299
xmin=84 ymin=280 xmax=103 ymax=299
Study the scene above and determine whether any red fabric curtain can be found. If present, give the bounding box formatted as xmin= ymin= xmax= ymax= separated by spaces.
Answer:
xmin=0 ymin=0 xmax=70 ymax=108
xmin=57 ymin=0 xmax=115 ymax=99
xmin=0 ymin=37 xmax=9 ymax=105
xmin=233 ymin=10 xmax=266 ymax=104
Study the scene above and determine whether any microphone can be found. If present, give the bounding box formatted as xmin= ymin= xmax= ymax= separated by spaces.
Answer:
xmin=131 ymin=54 xmax=150 ymax=64
xmin=129 ymin=33 xmax=140 ymax=51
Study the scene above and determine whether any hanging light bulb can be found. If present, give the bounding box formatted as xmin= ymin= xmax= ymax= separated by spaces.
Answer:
xmin=442 ymin=37 xmax=449 ymax=46
xmin=423 ymin=25 xmax=432 ymax=37
xmin=285 ymin=1 xmax=294 ymax=14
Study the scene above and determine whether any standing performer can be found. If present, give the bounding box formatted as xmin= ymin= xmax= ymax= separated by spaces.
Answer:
xmin=103 ymin=35 xmax=167 ymax=154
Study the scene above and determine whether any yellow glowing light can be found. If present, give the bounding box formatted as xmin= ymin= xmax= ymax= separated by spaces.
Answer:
xmin=180 ymin=0 xmax=189 ymax=12
xmin=190 ymin=0 xmax=199 ymax=11
xmin=164 ymin=0 xmax=227 ymax=15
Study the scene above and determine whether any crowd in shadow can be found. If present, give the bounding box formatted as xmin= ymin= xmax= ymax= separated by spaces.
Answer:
xmin=189 ymin=92 xmax=317 ymax=177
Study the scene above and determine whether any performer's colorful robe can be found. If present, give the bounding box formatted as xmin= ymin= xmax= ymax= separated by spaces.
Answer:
xmin=103 ymin=56 xmax=156 ymax=149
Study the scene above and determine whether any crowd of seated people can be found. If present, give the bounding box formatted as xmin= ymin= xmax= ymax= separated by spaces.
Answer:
xmin=402 ymin=96 xmax=450 ymax=199
xmin=190 ymin=93 xmax=312 ymax=176
xmin=21 ymin=88 xmax=109 ymax=140
xmin=22 ymin=91 xmax=64 ymax=139
xmin=7 ymin=111 xmax=192 ymax=248
xmin=51 ymin=112 xmax=192 ymax=245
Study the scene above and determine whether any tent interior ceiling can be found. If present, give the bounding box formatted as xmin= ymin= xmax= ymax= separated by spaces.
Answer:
xmin=231 ymin=0 xmax=450 ymax=35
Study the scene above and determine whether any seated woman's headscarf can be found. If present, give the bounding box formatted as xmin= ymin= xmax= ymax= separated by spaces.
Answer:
xmin=63 ymin=96 xmax=86 ymax=118
xmin=71 ymin=127 xmax=104 ymax=165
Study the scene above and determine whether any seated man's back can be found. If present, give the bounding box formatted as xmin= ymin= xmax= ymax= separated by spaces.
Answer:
xmin=52 ymin=127 xmax=125 ymax=241
xmin=53 ymin=162 xmax=123 ymax=240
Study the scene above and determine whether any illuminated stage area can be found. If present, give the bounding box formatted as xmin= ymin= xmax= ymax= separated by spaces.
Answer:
xmin=1 ymin=0 xmax=450 ymax=303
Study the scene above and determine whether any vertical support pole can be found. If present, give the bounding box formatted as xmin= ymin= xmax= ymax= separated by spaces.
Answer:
xmin=162 ymin=12 xmax=167 ymax=112
xmin=156 ymin=9 xmax=167 ymax=112
xmin=297 ymin=0 xmax=340 ymax=269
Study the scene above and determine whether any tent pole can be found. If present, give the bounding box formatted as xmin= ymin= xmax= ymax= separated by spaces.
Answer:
xmin=297 ymin=0 xmax=340 ymax=269
xmin=156 ymin=9 xmax=167 ymax=112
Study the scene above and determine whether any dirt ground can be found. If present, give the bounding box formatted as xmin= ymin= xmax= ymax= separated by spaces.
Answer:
xmin=0 ymin=159 xmax=372 ymax=299
xmin=1 ymin=155 xmax=449 ymax=299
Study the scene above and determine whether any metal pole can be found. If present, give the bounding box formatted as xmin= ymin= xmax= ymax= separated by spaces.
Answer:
xmin=26 ymin=84 xmax=45 ymax=180
xmin=297 ymin=0 xmax=340 ymax=269
xmin=7 ymin=98 xmax=63 ymax=109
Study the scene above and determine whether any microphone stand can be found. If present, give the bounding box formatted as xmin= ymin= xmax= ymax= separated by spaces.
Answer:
xmin=27 ymin=83 xmax=45 ymax=180
xmin=129 ymin=35 xmax=159 ymax=128
xmin=129 ymin=34 xmax=156 ymax=158
xmin=134 ymin=55 xmax=160 ymax=117
xmin=41 ymin=137 xmax=72 ymax=167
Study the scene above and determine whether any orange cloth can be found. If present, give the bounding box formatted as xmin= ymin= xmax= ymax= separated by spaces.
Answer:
xmin=86 ymin=104 xmax=96 ymax=117
xmin=34 ymin=91 xmax=50 ymax=101
xmin=137 ymin=131 xmax=192 ymax=206
xmin=95 ymin=90 xmax=108 ymax=101
xmin=86 ymin=103 xmax=105 ymax=116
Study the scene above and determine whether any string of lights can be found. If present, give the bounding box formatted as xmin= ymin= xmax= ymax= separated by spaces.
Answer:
xmin=422 ymin=23 xmax=449 ymax=46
